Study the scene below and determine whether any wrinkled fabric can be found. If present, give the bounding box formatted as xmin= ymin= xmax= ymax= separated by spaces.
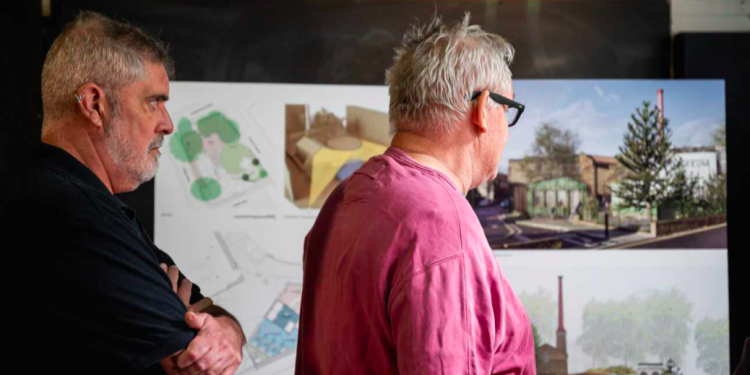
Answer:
xmin=296 ymin=147 xmax=536 ymax=375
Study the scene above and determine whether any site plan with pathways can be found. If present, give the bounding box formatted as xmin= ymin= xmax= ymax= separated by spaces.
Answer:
xmin=165 ymin=229 xmax=303 ymax=375
xmin=168 ymin=103 xmax=271 ymax=208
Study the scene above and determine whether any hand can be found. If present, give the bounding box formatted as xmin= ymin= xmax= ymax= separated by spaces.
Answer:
xmin=160 ymin=263 xmax=213 ymax=312
xmin=172 ymin=311 xmax=244 ymax=375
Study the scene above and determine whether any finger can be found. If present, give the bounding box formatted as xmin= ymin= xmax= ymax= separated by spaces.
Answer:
xmin=219 ymin=363 xmax=240 ymax=375
xmin=185 ymin=311 xmax=210 ymax=330
xmin=190 ymin=297 xmax=214 ymax=313
xmin=176 ymin=336 xmax=211 ymax=369
xmin=168 ymin=265 xmax=180 ymax=292
xmin=180 ymin=349 xmax=222 ymax=375
xmin=178 ymin=278 xmax=192 ymax=308
xmin=160 ymin=263 xmax=168 ymax=274
xmin=213 ymin=344 xmax=242 ymax=375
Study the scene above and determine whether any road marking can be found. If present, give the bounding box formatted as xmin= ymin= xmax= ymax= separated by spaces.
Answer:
xmin=509 ymin=224 xmax=531 ymax=242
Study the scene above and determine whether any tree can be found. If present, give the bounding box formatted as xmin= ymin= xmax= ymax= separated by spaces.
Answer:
xmin=663 ymin=358 xmax=683 ymax=375
xmin=520 ymin=122 xmax=581 ymax=182
xmin=609 ymin=297 xmax=649 ymax=367
xmin=694 ymin=316 xmax=730 ymax=375
xmin=614 ymin=101 xmax=681 ymax=223
xmin=531 ymin=324 xmax=542 ymax=364
xmin=702 ymin=172 xmax=727 ymax=215
xmin=642 ymin=287 xmax=693 ymax=364
xmin=577 ymin=299 xmax=619 ymax=367
xmin=668 ymin=165 xmax=700 ymax=217
xmin=518 ymin=288 xmax=557 ymax=346
xmin=713 ymin=124 xmax=726 ymax=148
xmin=577 ymin=289 xmax=694 ymax=370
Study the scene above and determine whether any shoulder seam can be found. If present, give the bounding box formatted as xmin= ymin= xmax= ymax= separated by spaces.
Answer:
xmin=438 ymin=177 xmax=465 ymax=255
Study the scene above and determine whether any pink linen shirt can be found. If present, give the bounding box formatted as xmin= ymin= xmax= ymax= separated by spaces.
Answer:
xmin=295 ymin=147 xmax=536 ymax=375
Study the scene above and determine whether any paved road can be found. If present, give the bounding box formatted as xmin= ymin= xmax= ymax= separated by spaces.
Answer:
xmin=628 ymin=225 xmax=727 ymax=249
xmin=473 ymin=205 xmax=655 ymax=250
xmin=474 ymin=205 xmax=593 ymax=249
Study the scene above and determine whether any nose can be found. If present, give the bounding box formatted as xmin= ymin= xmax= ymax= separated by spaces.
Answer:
xmin=160 ymin=104 xmax=175 ymax=135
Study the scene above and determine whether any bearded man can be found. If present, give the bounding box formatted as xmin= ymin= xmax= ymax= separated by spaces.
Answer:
xmin=6 ymin=12 xmax=244 ymax=375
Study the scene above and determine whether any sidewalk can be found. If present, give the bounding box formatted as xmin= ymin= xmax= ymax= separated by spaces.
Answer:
xmin=516 ymin=218 xmax=652 ymax=247
xmin=515 ymin=218 xmax=604 ymax=233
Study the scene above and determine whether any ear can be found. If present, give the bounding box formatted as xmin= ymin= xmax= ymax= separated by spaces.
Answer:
xmin=75 ymin=83 xmax=110 ymax=130
xmin=471 ymin=90 xmax=490 ymax=134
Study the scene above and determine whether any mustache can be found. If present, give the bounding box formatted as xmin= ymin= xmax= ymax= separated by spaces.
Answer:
xmin=149 ymin=135 xmax=164 ymax=150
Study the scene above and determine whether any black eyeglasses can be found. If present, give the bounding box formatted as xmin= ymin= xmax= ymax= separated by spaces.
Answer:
xmin=470 ymin=91 xmax=525 ymax=127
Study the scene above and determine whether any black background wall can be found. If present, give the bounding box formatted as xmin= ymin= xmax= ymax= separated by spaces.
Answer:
xmin=674 ymin=32 xmax=750 ymax=374
xmin=3 ymin=0 xmax=747 ymax=370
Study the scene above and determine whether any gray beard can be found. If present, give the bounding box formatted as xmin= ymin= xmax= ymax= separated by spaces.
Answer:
xmin=104 ymin=117 xmax=163 ymax=188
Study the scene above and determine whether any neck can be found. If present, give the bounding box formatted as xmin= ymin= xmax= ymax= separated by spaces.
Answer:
xmin=390 ymin=131 xmax=474 ymax=194
xmin=42 ymin=122 xmax=117 ymax=194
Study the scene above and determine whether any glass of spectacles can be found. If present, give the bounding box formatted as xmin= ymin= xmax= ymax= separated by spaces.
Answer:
xmin=470 ymin=91 xmax=525 ymax=127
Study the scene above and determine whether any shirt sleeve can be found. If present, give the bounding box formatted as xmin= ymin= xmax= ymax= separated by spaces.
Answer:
xmin=387 ymin=252 xmax=536 ymax=375
xmin=155 ymin=248 xmax=206 ymax=305
xmin=388 ymin=254 xmax=473 ymax=374
xmin=26 ymin=201 xmax=200 ymax=372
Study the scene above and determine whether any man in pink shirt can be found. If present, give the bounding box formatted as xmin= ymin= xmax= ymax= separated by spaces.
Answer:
xmin=296 ymin=14 xmax=535 ymax=375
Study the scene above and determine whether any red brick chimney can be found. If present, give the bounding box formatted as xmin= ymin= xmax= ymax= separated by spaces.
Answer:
xmin=658 ymin=89 xmax=665 ymax=121
xmin=556 ymin=275 xmax=567 ymax=354
xmin=657 ymin=89 xmax=665 ymax=138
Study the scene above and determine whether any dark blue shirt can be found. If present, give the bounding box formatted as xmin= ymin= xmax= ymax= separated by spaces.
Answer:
xmin=5 ymin=143 xmax=204 ymax=374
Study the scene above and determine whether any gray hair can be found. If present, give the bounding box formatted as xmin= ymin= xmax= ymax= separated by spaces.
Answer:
xmin=41 ymin=11 xmax=174 ymax=132
xmin=386 ymin=13 xmax=515 ymax=134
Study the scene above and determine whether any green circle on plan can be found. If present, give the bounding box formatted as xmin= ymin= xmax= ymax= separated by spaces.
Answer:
xmin=178 ymin=117 xmax=192 ymax=133
xmin=219 ymin=143 xmax=254 ymax=174
xmin=197 ymin=111 xmax=240 ymax=144
xmin=191 ymin=178 xmax=222 ymax=201
xmin=170 ymin=130 xmax=203 ymax=162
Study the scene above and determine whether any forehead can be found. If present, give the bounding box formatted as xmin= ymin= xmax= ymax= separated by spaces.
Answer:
xmin=134 ymin=62 xmax=170 ymax=95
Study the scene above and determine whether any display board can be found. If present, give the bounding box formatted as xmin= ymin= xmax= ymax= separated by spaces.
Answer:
xmin=20 ymin=0 xmax=742 ymax=373
xmin=155 ymin=81 xmax=728 ymax=375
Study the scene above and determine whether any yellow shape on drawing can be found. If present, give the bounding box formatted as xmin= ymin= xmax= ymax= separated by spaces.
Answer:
xmin=308 ymin=140 xmax=388 ymax=207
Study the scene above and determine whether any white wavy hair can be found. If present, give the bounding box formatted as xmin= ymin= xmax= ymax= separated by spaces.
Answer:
xmin=386 ymin=13 xmax=515 ymax=134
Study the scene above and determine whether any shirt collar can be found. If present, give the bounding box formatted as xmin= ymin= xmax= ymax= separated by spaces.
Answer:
xmin=33 ymin=142 xmax=129 ymax=210
xmin=385 ymin=146 xmax=460 ymax=192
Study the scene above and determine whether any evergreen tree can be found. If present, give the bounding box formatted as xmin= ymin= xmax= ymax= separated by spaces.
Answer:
xmin=614 ymin=101 xmax=680 ymax=223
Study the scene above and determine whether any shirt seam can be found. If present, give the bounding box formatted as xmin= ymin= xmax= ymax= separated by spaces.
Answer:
xmin=462 ymin=253 xmax=472 ymax=375
xmin=386 ymin=253 xmax=463 ymax=317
